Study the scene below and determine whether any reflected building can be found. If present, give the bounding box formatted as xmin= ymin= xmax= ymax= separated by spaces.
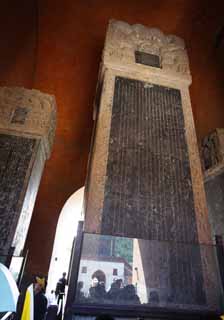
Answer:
xmin=77 ymin=234 xmax=133 ymax=298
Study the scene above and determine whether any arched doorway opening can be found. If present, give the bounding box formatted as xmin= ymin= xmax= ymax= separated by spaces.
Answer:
xmin=46 ymin=187 xmax=84 ymax=295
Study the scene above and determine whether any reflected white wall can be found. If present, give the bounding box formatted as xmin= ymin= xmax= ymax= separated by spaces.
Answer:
xmin=133 ymin=239 xmax=147 ymax=303
xmin=78 ymin=259 xmax=125 ymax=296
xmin=46 ymin=187 xmax=84 ymax=295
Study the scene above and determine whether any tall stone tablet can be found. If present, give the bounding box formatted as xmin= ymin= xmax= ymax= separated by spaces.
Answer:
xmin=0 ymin=87 xmax=56 ymax=259
xmin=81 ymin=20 xmax=219 ymax=311
xmin=85 ymin=20 xmax=210 ymax=245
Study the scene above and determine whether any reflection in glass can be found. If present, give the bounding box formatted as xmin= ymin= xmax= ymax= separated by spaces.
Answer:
xmin=74 ymin=233 xmax=224 ymax=313
xmin=9 ymin=257 xmax=23 ymax=282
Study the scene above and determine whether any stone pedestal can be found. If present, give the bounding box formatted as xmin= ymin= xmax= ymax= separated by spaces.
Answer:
xmin=0 ymin=87 xmax=56 ymax=258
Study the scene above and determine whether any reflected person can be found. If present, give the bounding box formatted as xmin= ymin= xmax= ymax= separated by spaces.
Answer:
xmin=89 ymin=278 xmax=106 ymax=301
xmin=148 ymin=290 xmax=159 ymax=304
xmin=107 ymin=279 xmax=123 ymax=301
xmin=118 ymin=284 xmax=140 ymax=304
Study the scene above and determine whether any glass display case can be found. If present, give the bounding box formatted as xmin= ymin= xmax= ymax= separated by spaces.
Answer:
xmin=70 ymin=233 xmax=224 ymax=316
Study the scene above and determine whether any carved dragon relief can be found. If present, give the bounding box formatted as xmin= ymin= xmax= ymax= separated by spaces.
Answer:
xmin=0 ymin=87 xmax=57 ymax=158
xmin=103 ymin=20 xmax=190 ymax=77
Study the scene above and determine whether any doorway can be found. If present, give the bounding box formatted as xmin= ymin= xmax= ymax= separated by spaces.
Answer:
xmin=46 ymin=187 xmax=84 ymax=295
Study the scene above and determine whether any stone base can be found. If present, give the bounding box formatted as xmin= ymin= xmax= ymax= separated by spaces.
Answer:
xmin=67 ymin=305 xmax=220 ymax=320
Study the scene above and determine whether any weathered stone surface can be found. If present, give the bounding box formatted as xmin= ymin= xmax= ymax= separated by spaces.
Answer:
xmin=201 ymin=128 xmax=224 ymax=180
xmin=0 ymin=87 xmax=57 ymax=257
xmin=101 ymin=76 xmax=197 ymax=242
xmin=83 ymin=21 xmax=216 ymax=311
xmin=0 ymin=133 xmax=36 ymax=255
xmin=12 ymin=140 xmax=45 ymax=256
xmin=135 ymin=239 xmax=206 ymax=306
xmin=205 ymin=171 xmax=224 ymax=239
xmin=98 ymin=76 xmax=207 ymax=308
xmin=202 ymin=128 xmax=224 ymax=244
xmin=103 ymin=20 xmax=191 ymax=83
xmin=85 ymin=21 xmax=210 ymax=246
xmin=0 ymin=87 xmax=56 ymax=159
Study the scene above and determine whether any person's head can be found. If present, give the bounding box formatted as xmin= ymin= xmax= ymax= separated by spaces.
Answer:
xmin=62 ymin=272 xmax=66 ymax=278
xmin=124 ymin=284 xmax=135 ymax=294
xmin=92 ymin=277 xmax=99 ymax=287
xmin=115 ymin=279 xmax=122 ymax=288
xmin=149 ymin=290 xmax=159 ymax=303
xmin=34 ymin=277 xmax=45 ymax=294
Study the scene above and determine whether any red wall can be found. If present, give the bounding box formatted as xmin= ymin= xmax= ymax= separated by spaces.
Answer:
xmin=0 ymin=1 xmax=36 ymax=88
xmin=0 ymin=0 xmax=224 ymax=275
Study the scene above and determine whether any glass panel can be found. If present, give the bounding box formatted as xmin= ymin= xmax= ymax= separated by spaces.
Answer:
xmin=9 ymin=257 xmax=24 ymax=282
xmin=74 ymin=233 xmax=224 ymax=314
xmin=0 ymin=255 xmax=24 ymax=282
xmin=0 ymin=255 xmax=7 ymax=265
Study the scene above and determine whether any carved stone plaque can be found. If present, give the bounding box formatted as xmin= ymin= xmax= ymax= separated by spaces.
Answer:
xmin=11 ymin=107 xmax=29 ymax=124
xmin=135 ymin=51 xmax=160 ymax=68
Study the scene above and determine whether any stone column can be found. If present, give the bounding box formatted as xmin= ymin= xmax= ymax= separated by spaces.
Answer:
xmin=82 ymin=20 xmax=221 ymax=312
xmin=202 ymin=128 xmax=224 ymax=238
xmin=0 ymin=87 xmax=56 ymax=260
xmin=85 ymin=20 xmax=210 ymax=243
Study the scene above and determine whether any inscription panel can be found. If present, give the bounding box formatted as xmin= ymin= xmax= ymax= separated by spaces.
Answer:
xmin=102 ymin=77 xmax=198 ymax=242
xmin=0 ymin=133 xmax=36 ymax=254
xmin=135 ymin=51 xmax=161 ymax=68
xmin=11 ymin=107 xmax=29 ymax=124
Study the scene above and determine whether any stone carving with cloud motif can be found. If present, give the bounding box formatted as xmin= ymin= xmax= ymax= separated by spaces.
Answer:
xmin=0 ymin=87 xmax=56 ymax=159
xmin=103 ymin=20 xmax=190 ymax=80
